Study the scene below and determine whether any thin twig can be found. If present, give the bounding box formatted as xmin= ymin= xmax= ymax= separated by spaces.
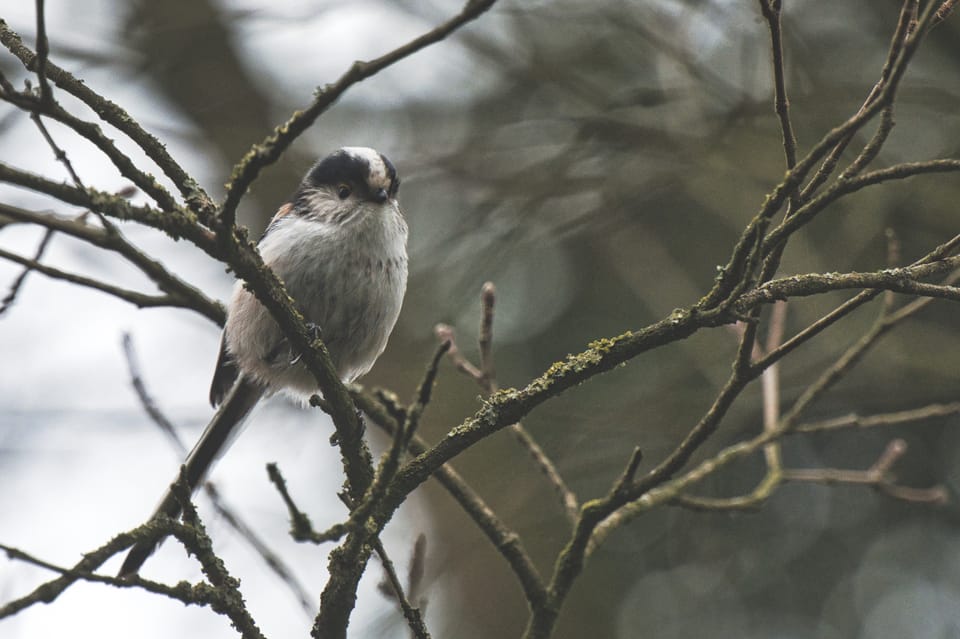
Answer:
xmin=780 ymin=439 xmax=948 ymax=504
xmin=220 ymin=0 xmax=500 ymax=228
xmin=0 ymin=21 xmax=216 ymax=218
xmin=266 ymin=462 xmax=346 ymax=544
xmin=0 ymin=246 xmax=181 ymax=308
xmin=478 ymin=281 xmax=496 ymax=387
xmin=798 ymin=0 xmax=916 ymax=202
xmin=760 ymin=301 xmax=787 ymax=472
xmin=794 ymin=402 xmax=960 ymax=434
xmin=373 ymin=537 xmax=431 ymax=639
xmin=737 ymin=255 xmax=960 ymax=310
xmin=0 ymin=541 xmax=228 ymax=605
xmin=32 ymin=0 xmax=52 ymax=104
xmin=612 ymin=447 xmax=644 ymax=496
xmin=763 ymin=159 xmax=960 ymax=255
xmin=757 ymin=0 xmax=798 ymax=172
xmin=30 ymin=111 xmax=83 ymax=187
xmin=0 ymin=227 xmax=54 ymax=316
xmin=0 ymin=202 xmax=225 ymax=324
xmin=403 ymin=340 xmax=451 ymax=447
xmin=591 ymin=393 xmax=957 ymax=545
xmin=0 ymin=103 xmax=80 ymax=317
xmin=434 ymin=323 xmax=484 ymax=380
xmin=882 ymin=227 xmax=902 ymax=311
xmin=435 ymin=286 xmax=580 ymax=525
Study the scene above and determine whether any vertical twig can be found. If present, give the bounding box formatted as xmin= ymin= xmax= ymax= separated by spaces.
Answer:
xmin=760 ymin=301 xmax=787 ymax=472
xmin=882 ymin=228 xmax=902 ymax=311
xmin=436 ymin=283 xmax=581 ymax=524
xmin=33 ymin=0 xmax=52 ymax=104
xmin=478 ymin=281 xmax=496 ymax=388
xmin=757 ymin=0 xmax=798 ymax=172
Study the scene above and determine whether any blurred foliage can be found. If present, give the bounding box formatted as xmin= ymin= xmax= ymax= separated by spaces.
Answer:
xmin=4 ymin=0 xmax=960 ymax=637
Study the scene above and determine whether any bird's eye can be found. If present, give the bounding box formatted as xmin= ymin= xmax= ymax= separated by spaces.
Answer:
xmin=337 ymin=184 xmax=351 ymax=199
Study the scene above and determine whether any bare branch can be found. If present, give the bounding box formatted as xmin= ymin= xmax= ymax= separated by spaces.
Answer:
xmin=0 ymin=226 xmax=53 ymax=316
xmin=373 ymin=537 xmax=431 ymax=639
xmin=760 ymin=301 xmax=787 ymax=471
xmin=435 ymin=284 xmax=580 ymax=524
xmin=0 ymin=161 xmax=216 ymax=250
xmin=764 ymin=159 xmax=960 ymax=254
xmin=591 ymin=394 xmax=956 ymax=549
xmin=32 ymin=0 xmax=52 ymax=104
xmin=794 ymin=402 xmax=960 ymax=434
xmin=434 ymin=323 xmax=484 ymax=381
xmin=738 ymin=256 xmax=960 ymax=310
xmin=781 ymin=439 xmax=948 ymax=505
xmin=0 ymin=515 xmax=257 ymax=630
xmin=756 ymin=0 xmax=798 ymax=172
xmin=266 ymin=462 xmax=347 ymax=544
xmin=0 ymin=202 xmax=225 ymax=323
xmin=703 ymin=0 xmax=940 ymax=310
xmin=799 ymin=0 xmax=917 ymax=201
xmin=0 ymin=20 xmax=216 ymax=218
xmin=0 ymin=245 xmax=181 ymax=309
xmin=220 ymin=0 xmax=501 ymax=228
xmin=478 ymin=281 xmax=496 ymax=387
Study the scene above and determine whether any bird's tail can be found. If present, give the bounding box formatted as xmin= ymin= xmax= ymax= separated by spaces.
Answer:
xmin=118 ymin=375 xmax=265 ymax=578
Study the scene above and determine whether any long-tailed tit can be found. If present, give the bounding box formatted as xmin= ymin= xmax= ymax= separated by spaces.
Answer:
xmin=119 ymin=147 xmax=408 ymax=576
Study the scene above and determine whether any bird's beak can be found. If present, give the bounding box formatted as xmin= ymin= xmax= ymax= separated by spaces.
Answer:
xmin=372 ymin=188 xmax=388 ymax=204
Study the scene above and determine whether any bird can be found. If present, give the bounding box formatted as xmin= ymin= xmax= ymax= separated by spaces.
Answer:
xmin=119 ymin=146 xmax=408 ymax=577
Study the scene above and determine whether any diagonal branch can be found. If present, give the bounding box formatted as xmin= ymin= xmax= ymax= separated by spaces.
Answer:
xmin=0 ymin=224 xmax=54 ymax=316
xmin=0 ymin=20 xmax=215 ymax=219
xmin=0 ymin=202 xmax=224 ymax=323
xmin=372 ymin=537 xmax=431 ymax=639
xmin=762 ymin=159 xmax=960 ymax=254
xmin=220 ymin=0 xmax=501 ymax=228
xmin=798 ymin=0 xmax=918 ymax=202
xmin=0 ymin=162 xmax=216 ymax=250
xmin=702 ymin=0 xmax=939 ymax=311
xmin=0 ymin=245 xmax=185 ymax=310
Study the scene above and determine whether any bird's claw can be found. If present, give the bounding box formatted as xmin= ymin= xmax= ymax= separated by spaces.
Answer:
xmin=290 ymin=323 xmax=324 ymax=365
